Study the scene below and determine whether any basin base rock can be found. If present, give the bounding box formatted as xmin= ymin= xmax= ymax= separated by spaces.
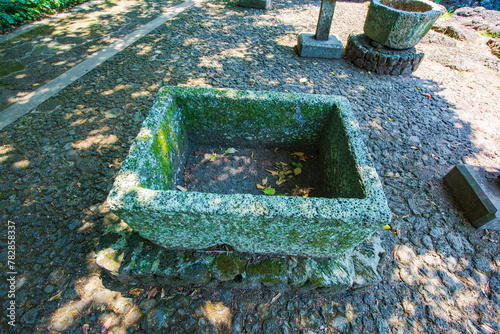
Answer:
xmin=96 ymin=215 xmax=386 ymax=291
xmin=344 ymin=34 xmax=425 ymax=75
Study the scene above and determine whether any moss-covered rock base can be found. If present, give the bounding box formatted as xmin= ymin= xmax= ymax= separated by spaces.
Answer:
xmin=96 ymin=214 xmax=386 ymax=291
xmin=107 ymin=86 xmax=391 ymax=258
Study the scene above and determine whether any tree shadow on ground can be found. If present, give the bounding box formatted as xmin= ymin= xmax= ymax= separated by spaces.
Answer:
xmin=0 ymin=0 xmax=183 ymax=112
xmin=0 ymin=0 xmax=499 ymax=333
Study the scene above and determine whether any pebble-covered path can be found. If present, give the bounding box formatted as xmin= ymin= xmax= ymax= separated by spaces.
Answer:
xmin=1 ymin=0 xmax=499 ymax=333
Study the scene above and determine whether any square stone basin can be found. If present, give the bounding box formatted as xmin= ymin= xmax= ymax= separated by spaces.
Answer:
xmin=107 ymin=86 xmax=391 ymax=258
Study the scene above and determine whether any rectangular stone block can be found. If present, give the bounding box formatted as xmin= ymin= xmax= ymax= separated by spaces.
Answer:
xmin=107 ymin=86 xmax=391 ymax=258
xmin=239 ymin=0 xmax=270 ymax=9
xmin=444 ymin=164 xmax=500 ymax=229
xmin=297 ymin=32 xmax=343 ymax=59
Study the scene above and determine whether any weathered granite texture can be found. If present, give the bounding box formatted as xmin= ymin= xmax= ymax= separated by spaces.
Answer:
xmin=96 ymin=214 xmax=386 ymax=291
xmin=107 ymin=86 xmax=391 ymax=258
xmin=364 ymin=0 xmax=444 ymax=49
xmin=345 ymin=34 xmax=425 ymax=75
xmin=297 ymin=33 xmax=343 ymax=59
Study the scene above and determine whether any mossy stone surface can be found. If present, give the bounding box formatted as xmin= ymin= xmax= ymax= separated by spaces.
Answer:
xmin=107 ymin=86 xmax=391 ymax=258
xmin=211 ymin=253 xmax=246 ymax=281
xmin=96 ymin=217 xmax=386 ymax=290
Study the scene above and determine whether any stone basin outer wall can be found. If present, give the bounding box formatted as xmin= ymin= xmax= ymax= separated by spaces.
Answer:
xmin=107 ymin=87 xmax=391 ymax=258
xmin=363 ymin=0 xmax=444 ymax=49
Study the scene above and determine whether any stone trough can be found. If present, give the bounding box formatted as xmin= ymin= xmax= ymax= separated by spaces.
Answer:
xmin=107 ymin=86 xmax=391 ymax=259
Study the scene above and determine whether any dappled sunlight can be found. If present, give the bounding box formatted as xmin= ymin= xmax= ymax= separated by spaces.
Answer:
xmin=131 ymin=90 xmax=152 ymax=98
xmin=0 ymin=144 xmax=14 ymax=155
xmin=74 ymin=133 xmax=119 ymax=150
xmin=48 ymin=275 xmax=140 ymax=333
xmin=12 ymin=159 xmax=30 ymax=169
xmin=200 ymin=301 xmax=233 ymax=330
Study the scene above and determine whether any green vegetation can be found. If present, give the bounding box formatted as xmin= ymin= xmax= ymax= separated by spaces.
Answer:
xmin=1 ymin=0 xmax=89 ymax=31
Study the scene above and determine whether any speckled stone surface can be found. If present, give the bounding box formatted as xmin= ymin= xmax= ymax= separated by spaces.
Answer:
xmin=297 ymin=32 xmax=344 ymax=59
xmin=107 ymin=86 xmax=391 ymax=258
xmin=363 ymin=0 xmax=444 ymax=49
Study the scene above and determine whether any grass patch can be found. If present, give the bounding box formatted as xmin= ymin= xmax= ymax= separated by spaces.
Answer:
xmin=0 ymin=60 xmax=25 ymax=77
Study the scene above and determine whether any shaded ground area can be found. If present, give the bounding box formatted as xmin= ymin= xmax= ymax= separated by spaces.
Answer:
xmin=183 ymin=146 xmax=324 ymax=197
xmin=0 ymin=0 xmax=183 ymax=112
xmin=0 ymin=0 xmax=499 ymax=333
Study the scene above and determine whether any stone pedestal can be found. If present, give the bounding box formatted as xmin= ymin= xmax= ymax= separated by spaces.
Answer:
xmin=96 ymin=215 xmax=386 ymax=291
xmin=297 ymin=33 xmax=343 ymax=59
xmin=239 ymin=0 xmax=270 ymax=10
xmin=297 ymin=0 xmax=343 ymax=59
xmin=444 ymin=165 xmax=500 ymax=230
xmin=344 ymin=34 xmax=424 ymax=75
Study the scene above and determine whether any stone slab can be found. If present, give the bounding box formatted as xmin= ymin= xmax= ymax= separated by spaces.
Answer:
xmin=297 ymin=33 xmax=343 ymax=59
xmin=444 ymin=164 xmax=500 ymax=229
xmin=239 ymin=0 xmax=271 ymax=9
xmin=107 ymin=86 xmax=391 ymax=258
xmin=96 ymin=214 xmax=386 ymax=291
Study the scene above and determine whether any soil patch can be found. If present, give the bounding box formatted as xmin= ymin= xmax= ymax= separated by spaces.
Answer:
xmin=182 ymin=146 xmax=326 ymax=197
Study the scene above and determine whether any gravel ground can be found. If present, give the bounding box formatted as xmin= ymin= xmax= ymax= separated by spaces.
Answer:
xmin=1 ymin=0 xmax=500 ymax=333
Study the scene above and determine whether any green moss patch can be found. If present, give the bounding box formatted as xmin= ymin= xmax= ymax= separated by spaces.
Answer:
xmin=0 ymin=60 xmax=25 ymax=77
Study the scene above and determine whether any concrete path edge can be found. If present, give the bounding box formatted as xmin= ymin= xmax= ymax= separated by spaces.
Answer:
xmin=0 ymin=0 xmax=199 ymax=131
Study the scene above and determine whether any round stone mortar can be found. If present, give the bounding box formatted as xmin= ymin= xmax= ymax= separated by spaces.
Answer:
xmin=363 ymin=0 xmax=445 ymax=49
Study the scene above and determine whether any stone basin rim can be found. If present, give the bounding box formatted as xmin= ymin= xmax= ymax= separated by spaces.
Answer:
xmin=109 ymin=186 xmax=387 ymax=221
xmin=373 ymin=0 xmax=443 ymax=15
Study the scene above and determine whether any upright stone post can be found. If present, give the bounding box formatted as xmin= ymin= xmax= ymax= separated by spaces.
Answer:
xmin=315 ymin=0 xmax=336 ymax=41
xmin=297 ymin=0 xmax=343 ymax=59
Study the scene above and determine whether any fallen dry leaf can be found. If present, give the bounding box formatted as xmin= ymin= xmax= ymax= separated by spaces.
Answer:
xmin=421 ymin=93 xmax=431 ymax=99
xmin=176 ymin=185 xmax=188 ymax=192
xmin=291 ymin=152 xmax=304 ymax=157
xmin=224 ymin=148 xmax=237 ymax=154
xmin=147 ymin=287 xmax=158 ymax=299
xmin=481 ymin=324 xmax=496 ymax=333
xmin=48 ymin=291 xmax=63 ymax=302
xmin=267 ymin=170 xmax=279 ymax=176
xmin=294 ymin=168 xmax=302 ymax=176
xmin=273 ymin=147 xmax=278 ymax=153
xmin=256 ymin=184 xmax=266 ymax=189
xmin=299 ymin=78 xmax=307 ymax=83
xmin=128 ymin=288 xmax=144 ymax=296
xmin=101 ymin=318 xmax=112 ymax=334
xmin=262 ymin=177 xmax=268 ymax=186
